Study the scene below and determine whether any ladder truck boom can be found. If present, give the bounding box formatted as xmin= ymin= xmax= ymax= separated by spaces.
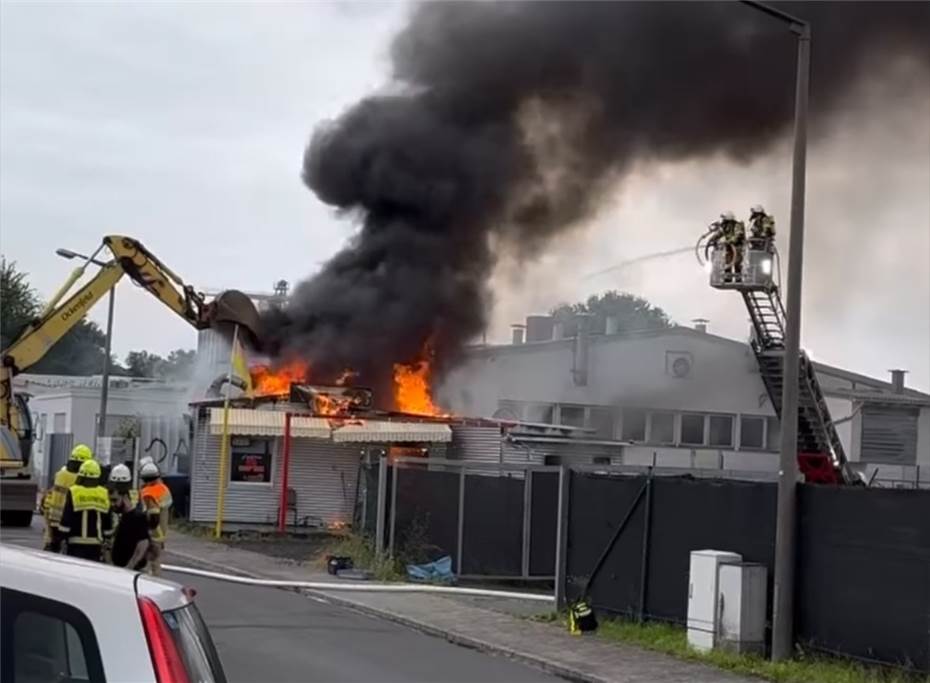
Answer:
xmin=700 ymin=229 xmax=856 ymax=485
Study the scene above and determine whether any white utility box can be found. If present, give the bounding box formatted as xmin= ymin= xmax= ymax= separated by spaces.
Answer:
xmin=718 ymin=562 xmax=768 ymax=655
xmin=687 ymin=549 xmax=742 ymax=652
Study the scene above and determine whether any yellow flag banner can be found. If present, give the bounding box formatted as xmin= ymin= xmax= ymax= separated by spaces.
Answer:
xmin=231 ymin=335 xmax=253 ymax=397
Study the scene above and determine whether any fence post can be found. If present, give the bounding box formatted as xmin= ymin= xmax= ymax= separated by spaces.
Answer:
xmin=521 ymin=469 xmax=533 ymax=578
xmin=375 ymin=451 xmax=388 ymax=558
xmin=388 ymin=461 xmax=399 ymax=556
xmin=554 ymin=464 xmax=571 ymax=608
xmin=456 ymin=467 xmax=466 ymax=575
xmin=637 ymin=468 xmax=654 ymax=622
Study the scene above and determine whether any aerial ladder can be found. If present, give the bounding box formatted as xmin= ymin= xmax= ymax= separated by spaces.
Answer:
xmin=0 ymin=235 xmax=261 ymax=525
xmin=698 ymin=224 xmax=856 ymax=485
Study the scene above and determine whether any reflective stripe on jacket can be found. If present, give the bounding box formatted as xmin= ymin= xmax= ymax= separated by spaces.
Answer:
xmin=59 ymin=484 xmax=113 ymax=546
xmin=44 ymin=468 xmax=78 ymax=526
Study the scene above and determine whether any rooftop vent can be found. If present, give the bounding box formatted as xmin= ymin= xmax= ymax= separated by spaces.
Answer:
xmin=889 ymin=369 xmax=907 ymax=394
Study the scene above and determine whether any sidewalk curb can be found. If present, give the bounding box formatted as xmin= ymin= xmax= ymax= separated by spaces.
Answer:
xmin=166 ymin=547 xmax=600 ymax=683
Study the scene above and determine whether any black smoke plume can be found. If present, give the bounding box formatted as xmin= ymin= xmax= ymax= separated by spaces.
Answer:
xmin=262 ymin=1 xmax=929 ymax=406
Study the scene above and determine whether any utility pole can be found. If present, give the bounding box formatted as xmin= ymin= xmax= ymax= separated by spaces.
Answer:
xmin=739 ymin=1 xmax=811 ymax=661
xmin=96 ymin=289 xmax=115 ymax=455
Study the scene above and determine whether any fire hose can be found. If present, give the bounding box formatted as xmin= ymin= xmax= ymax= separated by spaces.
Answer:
xmin=162 ymin=563 xmax=555 ymax=603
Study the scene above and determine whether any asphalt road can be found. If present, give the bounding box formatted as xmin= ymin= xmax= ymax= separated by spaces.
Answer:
xmin=4 ymin=517 xmax=557 ymax=682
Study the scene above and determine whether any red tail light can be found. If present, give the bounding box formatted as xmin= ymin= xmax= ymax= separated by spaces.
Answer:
xmin=138 ymin=597 xmax=191 ymax=683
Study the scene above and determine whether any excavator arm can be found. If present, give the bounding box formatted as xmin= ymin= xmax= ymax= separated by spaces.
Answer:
xmin=1 ymin=235 xmax=261 ymax=465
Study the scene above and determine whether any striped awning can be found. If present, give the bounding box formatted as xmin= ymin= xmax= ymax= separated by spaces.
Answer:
xmin=330 ymin=420 xmax=452 ymax=443
xmin=208 ymin=408 xmax=330 ymax=439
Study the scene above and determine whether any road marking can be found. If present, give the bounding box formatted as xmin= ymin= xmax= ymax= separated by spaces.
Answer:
xmin=307 ymin=595 xmax=330 ymax=604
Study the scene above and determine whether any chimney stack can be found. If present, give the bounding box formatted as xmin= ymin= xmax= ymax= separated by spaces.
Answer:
xmin=693 ymin=318 xmax=709 ymax=333
xmin=511 ymin=324 xmax=526 ymax=345
xmin=525 ymin=315 xmax=554 ymax=343
xmin=605 ymin=315 xmax=620 ymax=335
xmin=889 ymin=369 xmax=907 ymax=394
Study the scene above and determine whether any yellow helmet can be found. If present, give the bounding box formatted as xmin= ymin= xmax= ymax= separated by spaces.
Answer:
xmin=70 ymin=444 xmax=93 ymax=463
xmin=78 ymin=460 xmax=101 ymax=479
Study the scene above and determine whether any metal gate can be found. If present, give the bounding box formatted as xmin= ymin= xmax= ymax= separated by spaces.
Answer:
xmin=44 ymin=434 xmax=74 ymax=489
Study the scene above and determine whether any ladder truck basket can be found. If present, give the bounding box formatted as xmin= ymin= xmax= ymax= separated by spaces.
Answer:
xmin=709 ymin=243 xmax=776 ymax=291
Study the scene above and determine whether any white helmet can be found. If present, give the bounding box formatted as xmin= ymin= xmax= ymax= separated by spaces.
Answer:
xmin=750 ymin=204 xmax=765 ymax=215
xmin=721 ymin=211 xmax=736 ymax=221
xmin=139 ymin=456 xmax=155 ymax=469
xmin=139 ymin=462 xmax=160 ymax=481
xmin=109 ymin=464 xmax=132 ymax=484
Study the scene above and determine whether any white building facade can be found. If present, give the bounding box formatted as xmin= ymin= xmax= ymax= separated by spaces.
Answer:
xmin=438 ymin=325 xmax=930 ymax=484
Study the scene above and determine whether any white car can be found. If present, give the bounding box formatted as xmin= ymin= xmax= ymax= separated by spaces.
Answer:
xmin=0 ymin=543 xmax=226 ymax=683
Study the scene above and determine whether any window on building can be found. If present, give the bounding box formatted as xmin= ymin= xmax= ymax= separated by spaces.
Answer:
xmin=559 ymin=406 xmax=586 ymax=428
xmin=526 ymin=403 xmax=554 ymax=425
xmin=680 ymin=414 xmax=706 ymax=445
xmin=621 ymin=408 xmax=646 ymax=441
xmin=649 ymin=412 xmax=675 ymax=444
xmin=766 ymin=417 xmax=781 ymax=451
xmin=230 ymin=437 xmax=273 ymax=483
xmin=709 ymin=415 xmax=734 ymax=447
xmin=493 ymin=400 xmax=523 ymax=422
xmin=588 ymin=407 xmax=615 ymax=439
xmin=740 ymin=416 xmax=765 ymax=449
xmin=98 ymin=414 xmax=137 ymax=438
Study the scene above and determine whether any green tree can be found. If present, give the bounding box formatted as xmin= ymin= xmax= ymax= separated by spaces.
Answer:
xmin=1 ymin=259 xmax=121 ymax=375
xmin=125 ymin=350 xmax=165 ymax=378
xmin=551 ymin=290 xmax=672 ymax=336
xmin=125 ymin=348 xmax=195 ymax=378
xmin=0 ymin=259 xmax=40 ymax=350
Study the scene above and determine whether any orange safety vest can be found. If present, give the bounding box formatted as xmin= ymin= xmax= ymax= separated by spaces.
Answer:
xmin=141 ymin=481 xmax=172 ymax=542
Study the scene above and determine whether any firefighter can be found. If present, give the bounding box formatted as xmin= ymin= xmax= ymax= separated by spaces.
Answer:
xmin=107 ymin=463 xmax=151 ymax=570
xmin=42 ymin=443 xmax=93 ymax=552
xmin=108 ymin=462 xmax=139 ymax=507
xmin=140 ymin=461 xmax=172 ymax=576
xmin=707 ymin=212 xmax=746 ymax=280
xmin=58 ymin=459 xmax=113 ymax=562
xmin=748 ymin=205 xmax=776 ymax=246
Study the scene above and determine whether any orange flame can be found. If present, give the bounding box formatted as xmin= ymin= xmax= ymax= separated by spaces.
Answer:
xmin=250 ymin=360 xmax=309 ymax=395
xmin=393 ymin=355 xmax=446 ymax=416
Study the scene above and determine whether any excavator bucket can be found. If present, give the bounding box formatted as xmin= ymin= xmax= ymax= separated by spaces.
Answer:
xmin=208 ymin=290 xmax=263 ymax=349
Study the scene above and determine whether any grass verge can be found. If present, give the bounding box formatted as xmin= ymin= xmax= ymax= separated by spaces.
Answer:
xmin=317 ymin=534 xmax=404 ymax=582
xmin=531 ymin=613 xmax=927 ymax=683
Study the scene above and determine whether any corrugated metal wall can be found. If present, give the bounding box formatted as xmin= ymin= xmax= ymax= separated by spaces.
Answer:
xmin=448 ymin=426 xmax=502 ymax=464
xmin=189 ymin=415 xmax=364 ymax=527
xmin=861 ymin=405 xmax=919 ymax=464
xmin=506 ymin=440 xmax=621 ymax=465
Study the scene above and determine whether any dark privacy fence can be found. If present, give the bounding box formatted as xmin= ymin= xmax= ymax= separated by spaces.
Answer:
xmin=360 ymin=463 xmax=930 ymax=671
xmin=358 ymin=462 xmax=558 ymax=577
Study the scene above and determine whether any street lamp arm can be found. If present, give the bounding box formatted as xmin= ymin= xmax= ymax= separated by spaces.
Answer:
xmin=740 ymin=0 xmax=809 ymax=36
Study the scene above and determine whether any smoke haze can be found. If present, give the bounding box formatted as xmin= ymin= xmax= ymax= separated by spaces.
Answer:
xmin=262 ymin=1 xmax=930 ymax=405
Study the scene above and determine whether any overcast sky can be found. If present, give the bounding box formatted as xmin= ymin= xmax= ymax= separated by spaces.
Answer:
xmin=2 ymin=2 xmax=928 ymax=391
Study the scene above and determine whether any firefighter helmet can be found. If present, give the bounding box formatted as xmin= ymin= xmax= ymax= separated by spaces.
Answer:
xmin=109 ymin=463 xmax=132 ymax=484
xmin=140 ymin=462 xmax=160 ymax=481
xmin=78 ymin=460 xmax=102 ymax=479
xmin=70 ymin=444 xmax=93 ymax=463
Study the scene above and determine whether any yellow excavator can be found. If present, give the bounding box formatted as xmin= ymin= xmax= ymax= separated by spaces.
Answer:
xmin=0 ymin=235 xmax=261 ymax=525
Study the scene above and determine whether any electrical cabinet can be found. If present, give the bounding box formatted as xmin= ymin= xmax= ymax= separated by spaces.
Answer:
xmin=718 ymin=562 xmax=768 ymax=656
xmin=687 ymin=549 xmax=742 ymax=652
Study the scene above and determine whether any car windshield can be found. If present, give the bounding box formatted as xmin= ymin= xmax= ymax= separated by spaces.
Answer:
xmin=160 ymin=604 xmax=226 ymax=683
